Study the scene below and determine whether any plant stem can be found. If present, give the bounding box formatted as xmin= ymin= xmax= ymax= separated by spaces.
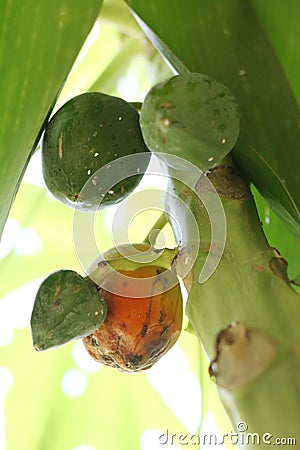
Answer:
xmin=143 ymin=212 xmax=168 ymax=245
xmin=167 ymin=163 xmax=300 ymax=446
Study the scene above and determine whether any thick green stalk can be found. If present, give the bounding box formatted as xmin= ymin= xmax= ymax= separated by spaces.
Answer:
xmin=210 ymin=323 xmax=300 ymax=447
xmin=169 ymin=164 xmax=300 ymax=446
xmin=188 ymin=166 xmax=300 ymax=352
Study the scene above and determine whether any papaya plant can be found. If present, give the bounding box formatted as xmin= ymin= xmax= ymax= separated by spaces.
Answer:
xmin=0 ymin=1 xmax=300 ymax=449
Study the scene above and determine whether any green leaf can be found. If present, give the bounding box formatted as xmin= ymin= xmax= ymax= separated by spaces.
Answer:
xmin=126 ymin=0 xmax=300 ymax=235
xmin=0 ymin=0 xmax=103 ymax=238
xmin=57 ymin=20 xmax=125 ymax=106
xmin=251 ymin=184 xmax=300 ymax=281
xmin=140 ymin=73 xmax=240 ymax=171
xmin=31 ymin=270 xmax=107 ymax=350
xmin=89 ymin=37 xmax=142 ymax=94
xmin=251 ymin=0 xmax=300 ymax=103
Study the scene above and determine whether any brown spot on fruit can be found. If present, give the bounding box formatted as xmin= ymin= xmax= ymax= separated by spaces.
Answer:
xmin=58 ymin=132 xmax=63 ymax=160
xmin=83 ymin=266 xmax=183 ymax=372
xmin=54 ymin=286 xmax=61 ymax=296
xmin=160 ymin=102 xmax=173 ymax=109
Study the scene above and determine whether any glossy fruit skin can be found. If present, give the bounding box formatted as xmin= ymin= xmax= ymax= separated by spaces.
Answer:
xmin=42 ymin=92 xmax=150 ymax=211
xmin=83 ymin=266 xmax=183 ymax=372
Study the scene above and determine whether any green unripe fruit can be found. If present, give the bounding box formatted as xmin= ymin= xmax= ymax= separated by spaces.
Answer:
xmin=140 ymin=73 xmax=240 ymax=171
xmin=31 ymin=270 xmax=107 ymax=351
xmin=42 ymin=92 xmax=150 ymax=211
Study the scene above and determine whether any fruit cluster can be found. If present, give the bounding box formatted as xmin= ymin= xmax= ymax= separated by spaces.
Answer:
xmin=32 ymin=90 xmax=184 ymax=371
xmin=31 ymin=73 xmax=239 ymax=371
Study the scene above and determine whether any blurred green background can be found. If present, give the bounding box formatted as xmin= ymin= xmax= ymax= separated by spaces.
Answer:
xmin=0 ymin=1 xmax=299 ymax=449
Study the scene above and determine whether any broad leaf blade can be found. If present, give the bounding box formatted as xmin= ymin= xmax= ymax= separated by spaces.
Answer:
xmin=251 ymin=0 xmax=300 ymax=102
xmin=126 ymin=0 xmax=300 ymax=235
xmin=0 ymin=0 xmax=103 ymax=239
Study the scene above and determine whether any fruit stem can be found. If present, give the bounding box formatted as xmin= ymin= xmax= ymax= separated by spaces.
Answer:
xmin=88 ymin=244 xmax=178 ymax=286
xmin=143 ymin=212 xmax=168 ymax=245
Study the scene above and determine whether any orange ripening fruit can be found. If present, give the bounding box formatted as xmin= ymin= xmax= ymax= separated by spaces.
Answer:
xmin=83 ymin=265 xmax=183 ymax=372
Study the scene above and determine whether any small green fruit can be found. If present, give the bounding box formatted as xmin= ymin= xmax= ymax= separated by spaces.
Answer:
xmin=140 ymin=73 xmax=240 ymax=171
xmin=42 ymin=92 xmax=150 ymax=211
xmin=31 ymin=270 xmax=107 ymax=351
